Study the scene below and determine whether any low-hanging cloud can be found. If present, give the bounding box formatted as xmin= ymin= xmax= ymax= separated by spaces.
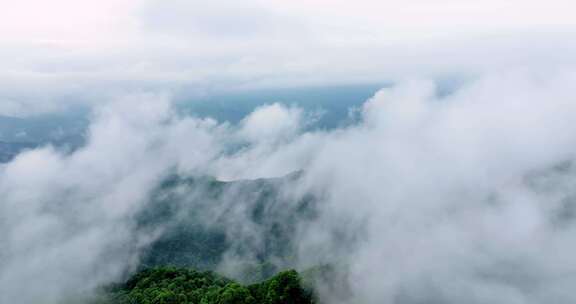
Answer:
xmin=2 ymin=71 xmax=576 ymax=303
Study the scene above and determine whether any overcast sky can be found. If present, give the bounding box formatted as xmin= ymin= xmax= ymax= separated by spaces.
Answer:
xmin=1 ymin=0 xmax=576 ymax=116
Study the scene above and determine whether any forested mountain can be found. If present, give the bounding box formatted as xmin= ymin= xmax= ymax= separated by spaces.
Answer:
xmin=135 ymin=171 xmax=317 ymax=278
xmin=93 ymin=172 xmax=321 ymax=303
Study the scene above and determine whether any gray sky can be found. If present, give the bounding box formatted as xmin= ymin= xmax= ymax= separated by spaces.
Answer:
xmin=1 ymin=0 xmax=576 ymax=116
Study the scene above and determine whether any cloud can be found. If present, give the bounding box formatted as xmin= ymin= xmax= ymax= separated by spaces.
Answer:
xmin=3 ymin=70 xmax=576 ymax=303
xmin=0 ymin=93 xmax=226 ymax=303
xmin=139 ymin=0 xmax=303 ymax=39
xmin=288 ymin=71 xmax=576 ymax=303
xmin=2 ymin=0 xmax=576 ymax=117
xmin=239 ymin=103 xmax=304 ymax=143
xmin=200 ymin=70 xmax=576 ymax=303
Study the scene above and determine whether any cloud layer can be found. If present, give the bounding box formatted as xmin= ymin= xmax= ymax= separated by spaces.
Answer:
xmin=2 ymin=70 xmax=576 ymax=303
xmin=2 ymin=0 xmax=576 ymax=116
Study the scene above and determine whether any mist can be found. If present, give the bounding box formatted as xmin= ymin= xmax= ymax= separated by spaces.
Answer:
xmin=2 ymin=71 xmax=576 ymax=303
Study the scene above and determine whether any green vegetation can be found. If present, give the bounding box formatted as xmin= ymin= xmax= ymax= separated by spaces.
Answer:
xmin=101 ymin=266 xmax=315 ymax=304
xmin=90 ymin=173 xmax=320 ymax=304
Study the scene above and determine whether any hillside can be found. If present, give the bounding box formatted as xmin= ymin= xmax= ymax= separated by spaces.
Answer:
xmin=134 ymin=171 xmax=317 ymax=280
xmin=96 ymin=266 xmax=315 ymax=304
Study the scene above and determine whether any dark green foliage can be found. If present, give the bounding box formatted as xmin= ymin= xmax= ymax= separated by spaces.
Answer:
xmin=249 ymin=270 xmax=314 ymax=304
xmin=105 ymin=267 xmax=314 ymax=304
xmin=135 ymin=176 xmax=230 ymax=270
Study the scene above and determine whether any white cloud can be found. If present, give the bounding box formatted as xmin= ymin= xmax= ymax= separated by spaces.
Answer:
xmin=239 ymin=103 xmax=303 ymax=143
xmin=3 ymin=71 xmax=576 ymax=303
xmin=0 ymin=0 xmax=575 ymax=116
xmin=0 ymin=94 xmax=226 ymax=303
